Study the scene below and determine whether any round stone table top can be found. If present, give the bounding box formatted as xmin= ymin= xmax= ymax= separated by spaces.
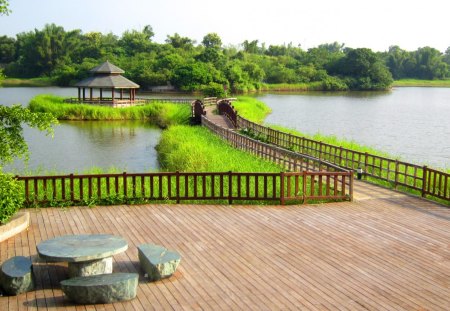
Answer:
xmin=37 ymin=234 xmax=128 ymax=262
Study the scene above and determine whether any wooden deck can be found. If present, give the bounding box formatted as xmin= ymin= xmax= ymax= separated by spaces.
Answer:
xmin=1 ymin=181 xmax=449 ymax=310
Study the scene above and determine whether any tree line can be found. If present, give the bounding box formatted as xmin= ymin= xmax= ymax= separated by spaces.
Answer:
xmin=0 ymin=24 xmax=449 ymax=94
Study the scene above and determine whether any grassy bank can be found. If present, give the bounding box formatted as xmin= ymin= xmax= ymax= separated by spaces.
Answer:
xmin=157 ymin=125 xmax=281 ymax=172
xmin=233 ymin=96 xmax=272 ymax=123
xmin=260 ymin=82 xmax=324 ymax=92
xmin=1 ymin=77 xmax=54 ymax=87
xmin=393 ymin=79 xmax=450 ymax=87
xmin=28 ymin=94 xmax=191 ymax=128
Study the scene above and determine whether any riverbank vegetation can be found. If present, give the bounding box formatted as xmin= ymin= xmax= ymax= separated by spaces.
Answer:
xmin=393 ymin=79 xmax=450 ymax=87
xmin=28 ymin=94 xmax=190 ymax=128
xmin=0 ymin=77 xmax=53 ymax=87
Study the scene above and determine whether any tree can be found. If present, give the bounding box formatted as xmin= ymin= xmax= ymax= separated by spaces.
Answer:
xmin=0 ymin=105 xmax=57 ymax=224
xmin=0 ymin=105 xmax=57 ymax=166
xmin=413 ymin=47 xmax=448 ymax=79
xmin=165 ymin=33 xmax=195 ymax=50
xmin=331 ymin=48 xmax=393 ymax=90
xmin=0 ymin=0 xmax=10 ymax=15
xmin=201 ymin=33 xmax=222 ymax=49
xmin=0 ymin=35 xmax=16 ymax=63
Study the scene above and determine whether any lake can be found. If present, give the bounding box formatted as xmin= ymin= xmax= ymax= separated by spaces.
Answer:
xmin=1 ymin=87 xmax=449 ymax=173
xmin=1 ymin=87 xmax=162 ymax=173
xmin=256 ymin=87 xmax=450 ymax=170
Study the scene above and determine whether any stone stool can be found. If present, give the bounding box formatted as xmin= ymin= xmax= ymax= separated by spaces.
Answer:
xmin=0 ymin=256 xmax=35 ymax=295
xmin=138 ymin=244 xmax=181 ymax=281
xmin=60 ymin=273 xmax=138 ymax=304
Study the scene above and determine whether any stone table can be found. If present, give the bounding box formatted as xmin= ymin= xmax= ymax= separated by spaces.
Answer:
xmin=37 ymin=234 xmax=128 ymax=278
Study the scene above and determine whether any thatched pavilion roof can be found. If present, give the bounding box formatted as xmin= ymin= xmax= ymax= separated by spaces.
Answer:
xmin=75 ymin=74 xmax=139 ymax=89
xmin=89 ymin=61 xmax=125 ymax=74
xmin=75 ymin=61 xmax=139 ymax=89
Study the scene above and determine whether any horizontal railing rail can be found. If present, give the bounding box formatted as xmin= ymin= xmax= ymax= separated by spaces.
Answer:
xmin=235 ymin=111 xmax=449 ymax=203
xmin=16 ymin=170 xmax=351 ymax=206
xmin=63 ymin=97 xmax=192 ymax=104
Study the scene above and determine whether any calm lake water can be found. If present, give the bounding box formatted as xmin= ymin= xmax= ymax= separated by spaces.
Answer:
xmin=1 ymin=87 xmax=162 ymax=173
xmin=257 ymin=87 xmax=450 ymax=169
xmin=1 ymin=87 xmax=449 ymax=173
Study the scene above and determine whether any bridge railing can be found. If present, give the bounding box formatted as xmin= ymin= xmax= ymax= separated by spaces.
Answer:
xmin=235 ymin=111 xmax=449 ymax=203
xmin=201 ymin=116 xmax=353 ymax=202
xmin=16 ymin=170 xmax=351 ymax=206
xmin=217 ymin=99 xmax=238 ymax=127
xmin=191 ymin=99 xmax=206 ymax=124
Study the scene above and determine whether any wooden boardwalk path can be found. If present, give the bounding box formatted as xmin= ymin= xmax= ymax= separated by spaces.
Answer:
xmin=1 ymin=181 xmax=449 ymax=310
xmin=204 ymin=105 xmax=235 ymax=129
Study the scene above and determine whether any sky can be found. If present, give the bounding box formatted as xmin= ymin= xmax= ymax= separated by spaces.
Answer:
xmin=0 ymin=0 xmax=449 ymax=52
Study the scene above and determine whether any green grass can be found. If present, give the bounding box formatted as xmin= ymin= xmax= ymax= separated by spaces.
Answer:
xmin=393 ymin=79 xmax=450 ymax=87
xmin=260 ymin=82 xmax=324 ymax=92
xmin=233 ymin=96 xmax=272 ymax=123
xmin=28 ymin=94 xmax=191 ymax=128
xmin=157 ymin=125 xmax=282 ymax=172
xmin=1 ymin=77 xmax=54 ymax=87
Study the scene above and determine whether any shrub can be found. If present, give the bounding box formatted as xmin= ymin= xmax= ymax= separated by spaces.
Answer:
xmin=0 ymin=172 xmax=24 ymax=224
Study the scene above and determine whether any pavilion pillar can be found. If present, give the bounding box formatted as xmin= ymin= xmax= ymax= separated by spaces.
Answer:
xmin=100 ymin=88 xmax=103 ymax=101
xmin=78 ymin=88 xmax=81 ymax=101
xmin=90 ymin=88 xmax=93 ymax=101
xmin=83 ymin=88 xmax=86 ymax=101
xmin=112 ymin=88 xmax=115 ymax=102
xmin=120 ymin=89 xmax=123 ymax=100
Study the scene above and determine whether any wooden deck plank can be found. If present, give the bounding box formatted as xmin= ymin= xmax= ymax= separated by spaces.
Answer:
xmin=1 ymin=181 xmax=449 ymax=310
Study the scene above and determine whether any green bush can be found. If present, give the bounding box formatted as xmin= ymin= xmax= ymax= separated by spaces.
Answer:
xmin=201 ymin=82 xmax=228 ymax=98
xmin=0 ymin=172 xmax=24 ymax=224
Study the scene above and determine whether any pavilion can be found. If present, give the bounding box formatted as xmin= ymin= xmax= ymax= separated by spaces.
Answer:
xmin=74 ymin=61 xmax=142 ymax=107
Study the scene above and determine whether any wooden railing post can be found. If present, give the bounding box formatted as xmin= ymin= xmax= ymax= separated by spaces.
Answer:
xmin=123 ymin=172 xmax=128 ymax=198
xmin=349 ymin=172 xmax=354 ymax=202
xmin=302 ymin=172 xmax=307 ymax=204
xmin=176 ymin=171 xmax=180 ymax=204
xmin=421 ymin=166 xmax=428 ymax=197
xmin=70 ymin=174 xmax=74 ymax=202
xmin=280 ymin=172 xmax=285 ymax=205
xmin=228 ymin=171 xmax=233 ymax=204
xmin=394 ymin=160 xmax=399 ymax=189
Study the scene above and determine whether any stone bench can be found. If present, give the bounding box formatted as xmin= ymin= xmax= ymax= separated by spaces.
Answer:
xmin=60 ymin=273 xmax=138 ymax=304
xmin=138 ymin=244 xmax=181 ymax=281
xmin=0 ymin=256 xmax=35 ymax=295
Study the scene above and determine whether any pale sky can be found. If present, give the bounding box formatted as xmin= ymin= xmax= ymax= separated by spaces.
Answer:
xmin=1 ymin=0 xmax=449 ymax=52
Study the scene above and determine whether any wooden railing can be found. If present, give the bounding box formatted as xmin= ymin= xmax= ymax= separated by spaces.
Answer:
xmin=63 ymin=98 xmax=192 ymax=105
xmin=201 ymin=116 xmax=353 ymax=201
xmin=217 ymin=99 xmax=238 ymax=128
xmin=16 ymin=170 xmax=351 ymax=206
xmin=235 ymin=111 xmax=449 ymax=203
xmin=191 ymin=99 xmax=206 ymax=124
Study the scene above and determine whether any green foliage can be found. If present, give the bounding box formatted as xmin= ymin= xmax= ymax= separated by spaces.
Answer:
xmin=10 ymin=22 xmax=450 ymax=91
xmin=331 ymin=48 xmax=393 ymax=90
xmin=0 ymin=105 xmax=58 ymax=167
xmin=202 ymin=82 xmax=228 ymax=97
xmin=0 ymin=172 xmax=24 ymax=224
xmin=28 ymin=94 xmax=190 ymax=127
xmin=0 ymin=0 xmax=11 ymax=15
xmin=383 ymin=45 xmax=449 ymax=80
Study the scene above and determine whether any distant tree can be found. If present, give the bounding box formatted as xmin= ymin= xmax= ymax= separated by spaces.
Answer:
xmin=119 ymin=26 xmax=155 ymax=55
xmin=331 ymin=48 xmax=393 ymax=90
xmin=413 ymin=47 xmax=448 ymax=79
xmin=242 ymin=40 xmax=260 ymax=54
xmin=0 ymin=35 xmax=16 ymax=63
xmin=201 ymin=33 xmax=222 ymax=49
xmin=165 ymin=33 xmax=195 ymax=50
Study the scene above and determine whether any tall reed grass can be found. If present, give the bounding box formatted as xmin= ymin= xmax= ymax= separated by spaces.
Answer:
xmin=28 ymin=95 xmax=190 ymax=128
